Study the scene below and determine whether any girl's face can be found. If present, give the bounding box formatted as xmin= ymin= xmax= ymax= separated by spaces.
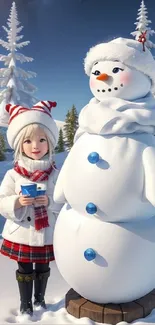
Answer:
xmin=22 ymin=127 xmax=48 ymax=160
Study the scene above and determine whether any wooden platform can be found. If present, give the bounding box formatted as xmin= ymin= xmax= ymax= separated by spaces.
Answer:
xmin=65 ymin=289 xmax=155 ymax=324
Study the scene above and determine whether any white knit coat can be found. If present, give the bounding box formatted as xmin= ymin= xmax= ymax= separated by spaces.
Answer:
xmin=0 ymin=156 xmax=63 ymax=246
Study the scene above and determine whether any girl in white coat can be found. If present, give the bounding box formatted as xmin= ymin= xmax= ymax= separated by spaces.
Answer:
xmin=0 ymin=101 xmax=62 ymax=315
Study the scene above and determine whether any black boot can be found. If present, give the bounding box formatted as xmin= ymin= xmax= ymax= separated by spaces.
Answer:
xmin=16 ymin=270 xmax=35 ymax=315
xmin=34 ymin=269 xmax=50 ymax=309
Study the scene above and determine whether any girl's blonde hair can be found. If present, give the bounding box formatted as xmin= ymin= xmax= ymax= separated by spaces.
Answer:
xmin=14 ymin=124 xmax=54 ymax=162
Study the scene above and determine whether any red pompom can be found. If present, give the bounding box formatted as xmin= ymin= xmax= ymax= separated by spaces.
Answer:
xmin=52 ymin=101 xmax=57 ymax=107
xmin=6 ymin=104 xmax=11 ymax=113
xmin=48 ymin=101 xmax=57 ymax=109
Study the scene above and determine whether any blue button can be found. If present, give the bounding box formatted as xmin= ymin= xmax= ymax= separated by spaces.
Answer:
xmin=86 ymin=203 xmax=97 ymax=214
xmin=88 ymin=152 xmax=100 ymax=164
xmin=84 ymin=248 xmax=96 ymax=261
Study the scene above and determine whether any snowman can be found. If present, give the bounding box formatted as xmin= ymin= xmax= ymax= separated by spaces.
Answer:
xmin=53 ymin=38 xmax=155 ymax=304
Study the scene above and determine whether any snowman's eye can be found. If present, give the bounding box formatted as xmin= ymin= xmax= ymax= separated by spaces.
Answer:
xmin=112 ymin=67 xmax=124 ymax=73
xmin=92 ymin=70 xmax=101 ymax=76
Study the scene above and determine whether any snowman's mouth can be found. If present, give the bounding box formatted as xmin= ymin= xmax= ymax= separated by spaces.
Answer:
xmin=97 ymin=84 xmax=124 ymax=93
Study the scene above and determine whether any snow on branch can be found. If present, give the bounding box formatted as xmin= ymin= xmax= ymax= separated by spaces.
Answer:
xmin=1 ymin=2 xmax=30 ymax=52
xmin=0 ymin=54 xmax=9 ymax=62
xmin=15 ymin=53 xmax=33 ymax=63
xmin=16 ymin=35 xmax=24 ymax=42
xmin=18 ymin=89 xmax=38 ymax=106
xmin=16 ymin=25 xmax=23 ymax=34
xmin=0 ymin=77 xmax=9 ymax=87
xmin=2 ymin=26 xmax=10 ymax=34
xmin=15 ymin=40 xmax=30 ymax=49
xmin=0 ymin=67 xmax=11 ymax=78
xmin=17 ymin=78 xmax=37 ymax=93
xmin=16 ymin=67 xmax=37 ymax=79
xmin=0 ymin=39 xmax=10 ymax=51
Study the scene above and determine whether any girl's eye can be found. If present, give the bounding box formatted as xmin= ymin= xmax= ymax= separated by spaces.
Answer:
xmin=40 ymin=138 xmax=46 ymax=142
xmin=112 ymin=67 xmax=124 ymax=73
xmin=92 ymin=70 xmax=101 ymax=76
xmin=24 ymin=139 xmax=31 ymax=144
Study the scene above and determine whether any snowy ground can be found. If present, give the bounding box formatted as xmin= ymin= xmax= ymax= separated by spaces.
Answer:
xmin=1 ymin=151 xmax=155 ymax=324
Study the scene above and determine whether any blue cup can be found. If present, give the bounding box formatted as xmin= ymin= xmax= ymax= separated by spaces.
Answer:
xmin=36 ymin=189 xmax=46 ymax=196
xmin=21 ymin=183 xmax=37 ymax=197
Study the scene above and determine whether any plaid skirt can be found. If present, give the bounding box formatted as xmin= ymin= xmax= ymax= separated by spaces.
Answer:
xmin=0 ymin=239 xmax=55 ymax=263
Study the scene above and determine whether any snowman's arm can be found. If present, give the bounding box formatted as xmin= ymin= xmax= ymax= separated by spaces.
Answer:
xmin=53 ymin=162 xmax=67 ymax=204
xmin=74 ymin=127 xmax=86 ymax=143
xmin=142 ymin=147 xmax=155 ymax=206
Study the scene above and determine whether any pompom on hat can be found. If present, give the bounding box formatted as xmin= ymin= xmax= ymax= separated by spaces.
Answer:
xmin=84 ymin=37 xmax=155 ymax=91
xmin=6 ymin=101 xmax=59 ymax=149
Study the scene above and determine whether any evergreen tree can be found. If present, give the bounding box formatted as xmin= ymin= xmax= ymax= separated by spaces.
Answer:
xmin=55 ymin=128 xmax=65 ymax=153
xmin=131 ymin=0 xmax=155 ymax=51
xmin=70 ymin=105 xmax=79 ymax=134
xmin=64 ymin=110 xmax=71 ymax=150
xmin=0 ymin=132 xmax=6 ymax=160
xmin=0 ymin=2 xmax=38 ymax=126
xmin=64 ymin=105 xmax=79 ymax=150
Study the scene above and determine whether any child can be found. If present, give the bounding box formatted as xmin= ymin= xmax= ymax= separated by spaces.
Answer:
xmin=0 ymin=101 xmax=62 ymax=316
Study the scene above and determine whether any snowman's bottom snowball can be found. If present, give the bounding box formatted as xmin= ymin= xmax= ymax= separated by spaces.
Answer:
xmin=53 ymin=204 xmax=155 ymax=304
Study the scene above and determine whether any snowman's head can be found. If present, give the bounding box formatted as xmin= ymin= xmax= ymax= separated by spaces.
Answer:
xmin=84 ymin=37 xmax=155 ymax=100
xmin=90 ymin=60 xmax=151 ymax=101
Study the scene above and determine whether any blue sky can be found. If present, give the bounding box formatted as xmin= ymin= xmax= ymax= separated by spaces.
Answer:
xmin=0 ymin=0 xmax=155 ymax=121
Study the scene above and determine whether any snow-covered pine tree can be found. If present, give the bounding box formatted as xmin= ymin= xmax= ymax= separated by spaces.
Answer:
xmin=131 ymin=0 xmax=155 ymax=51
xmin=55 ymin=128 xmax=65 ymax=153
xmin=0 ymin=1 xmax=38 ymax=126
xmin=64 ymin=105 xmax=79 ymax=150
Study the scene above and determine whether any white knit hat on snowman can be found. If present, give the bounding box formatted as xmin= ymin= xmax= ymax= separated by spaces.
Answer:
xmin=6 ymin=101 xmax=59 ymax=149
xmin=84 ymin=37 xmax=155 ymax=91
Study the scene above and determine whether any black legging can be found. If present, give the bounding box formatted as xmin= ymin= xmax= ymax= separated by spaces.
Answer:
xmin=18 ymin=262 xmax=49 ymax=274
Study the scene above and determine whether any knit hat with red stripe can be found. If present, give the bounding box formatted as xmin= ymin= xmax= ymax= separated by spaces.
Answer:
xmin=6 ymin=101 xmax=59 ymax=149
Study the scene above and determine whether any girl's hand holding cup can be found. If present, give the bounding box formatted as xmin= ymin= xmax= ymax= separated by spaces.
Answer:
xmin=19 ymin=183 xmax=48 ymax=207
xmin=34 ymin=195 xmax=49 ymax=207
xmin=19 ymin=196 xmax=35 ymax=206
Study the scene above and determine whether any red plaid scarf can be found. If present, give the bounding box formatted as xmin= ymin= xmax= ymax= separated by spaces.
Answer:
xmin=14 ymin=162 xmax=56 ymax=231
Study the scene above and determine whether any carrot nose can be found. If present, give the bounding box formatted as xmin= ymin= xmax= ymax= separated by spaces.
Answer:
xmin=96 ymin=73 xmax=109 ymax=81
